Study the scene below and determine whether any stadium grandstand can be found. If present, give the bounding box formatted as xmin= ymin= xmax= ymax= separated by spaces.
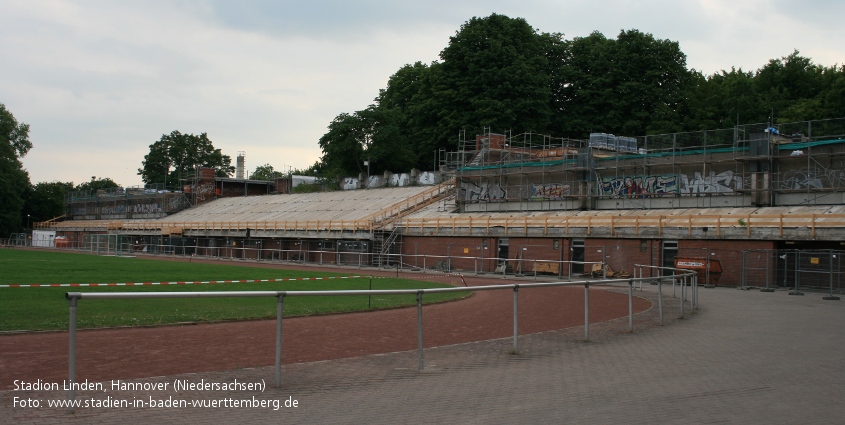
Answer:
xmin=32 ymin=117 xmax=845 ymax=292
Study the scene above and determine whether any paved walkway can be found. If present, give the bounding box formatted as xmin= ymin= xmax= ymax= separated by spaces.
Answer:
xmin=3 ymin=285 xmax=843 ymax=424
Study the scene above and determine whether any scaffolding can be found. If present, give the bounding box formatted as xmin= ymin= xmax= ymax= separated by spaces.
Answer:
xmin=454 ymin=117 xmax=845 ymax=211
xmin=67 ymin=185 xmax=191 ymax=220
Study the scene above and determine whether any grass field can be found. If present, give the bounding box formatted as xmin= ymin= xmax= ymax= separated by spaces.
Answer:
xmin=0 ymin=249 xmax=470 ymax=332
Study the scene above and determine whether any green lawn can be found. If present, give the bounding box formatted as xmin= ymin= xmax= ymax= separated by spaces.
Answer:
xmin=0 ymin=249 xmax=470 ymax=331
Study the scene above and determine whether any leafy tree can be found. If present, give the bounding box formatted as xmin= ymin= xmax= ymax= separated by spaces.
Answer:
xmin=556 ymin=30 xmax=693 ymax=137
xmin=431 ymin=14 xmax=553 ymax=150
xmin=138 ymin=131 xmax=233 ymax=189
xmin=318 ymin=105 xmax=415 ymax=179
xmin=250 ymin=163 xmax=285 ymax=180
xmin=75 ymin=176 xmax=120 ymax=192
xmin=318 ymin=14 xmax=560 ymax=176
xmin=686 ymin=51 xmax=845 ymax=127
xmin=317 ymin=15 xmax=845 ymax=179
xmin=24 ymin=181 xmax=74 ymax=224
xmin=0 ymin=103 xmax=32 ymax=235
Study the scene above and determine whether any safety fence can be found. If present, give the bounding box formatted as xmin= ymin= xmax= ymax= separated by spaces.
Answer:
xmin=1 ymin=234 xmax=30 ymax=247
xmin=30 ymin=237 xmax=606 ymax=280
xmin=63 ymin=269 xmax=697 ymax=411
xmin=740 ymin=249 xmax=843 ymax=299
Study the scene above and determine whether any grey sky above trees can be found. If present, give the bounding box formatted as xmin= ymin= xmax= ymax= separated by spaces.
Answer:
xmin=2 ymin=1 xmax=844 ymax=187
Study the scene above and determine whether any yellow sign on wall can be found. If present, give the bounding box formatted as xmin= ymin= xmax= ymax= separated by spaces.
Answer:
xmin=810 ymin=257 xmax=819 ymax=264
xmin=463 ymin=248 xmax=469 ymax=254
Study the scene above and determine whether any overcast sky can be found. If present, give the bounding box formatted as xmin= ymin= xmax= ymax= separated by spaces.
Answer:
xmin=2 ymin=0 xmax=843 ymax=188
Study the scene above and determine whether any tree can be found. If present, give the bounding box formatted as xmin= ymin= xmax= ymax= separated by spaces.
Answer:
xmin=250 ymin=164 xmax=285 ymax=181
xmin=0 ymin=103 xmax=32 ymax=236
xmin=138 ymin=131 xmax=233 ymax=189
xmin=431 ymin=14 xmax=553 ymax=151
xmin=318 ymin=14 xmax=560 ymax=175
xmin=23 ymin=181 xmax=73 ymax=224
xmin=556 ymin=30 xmax=693 ymax=137
xmin=75 ymin=176 xmax=120 ymax=192
xmin=318 ymin=105 xmax=416 ymax=179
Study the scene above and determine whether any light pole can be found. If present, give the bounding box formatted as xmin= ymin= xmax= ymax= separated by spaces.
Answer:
xmin=364 ymin=158 xmax=370 ymax=188
xmin=27 ymin=214 xmax=30 ymax=231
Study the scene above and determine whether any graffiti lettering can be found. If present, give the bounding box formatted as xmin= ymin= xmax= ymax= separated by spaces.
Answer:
xmin=390 ymin=173 xmax=410 ymax=187
xmin=780 ymin=167 xmax=845 ymax=190
xmin=530 ymin=183 xmax=571 ymax=200
xmin=342 ymin=178 xmax=359 ymax=190
xmin=600 ymin=175 xmax=679 ymax=198
xmin=418 ymin=172 xmax=436 ymax=185
xmin=679 ymin=170 xmax=742 ymax=195
xmin=195 ymin=182 xmax=215 ymax=201
xmin=462 ymin=181 xmax=507 ymax=201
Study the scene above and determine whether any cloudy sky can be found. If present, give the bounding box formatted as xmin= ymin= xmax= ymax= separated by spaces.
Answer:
xmin=2 ymin=0 xmax=843 ymax=188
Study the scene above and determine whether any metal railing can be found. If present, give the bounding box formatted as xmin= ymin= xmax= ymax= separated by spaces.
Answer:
xmin=35 ymin=239 xmax=607 ymax=280
xmin=634 ymin=264 xmax=699 ymax=323
xmin=63 ymin=270 xmax=695 ymax=411
xmin=402 ymin=213 xmax=845 ymax=238
xmin=37 ymin=212 xmax=845 ymax=240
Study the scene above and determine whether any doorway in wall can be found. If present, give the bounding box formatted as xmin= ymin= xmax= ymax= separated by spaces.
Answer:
xmin=571 ymin=239 xmax=585 ymax=274
xmin=662 ymin=240 xmax=678 ymax=275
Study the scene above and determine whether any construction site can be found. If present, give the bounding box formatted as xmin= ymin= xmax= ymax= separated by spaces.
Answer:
xmin=31 ymin=116 xmax=845 ymax=293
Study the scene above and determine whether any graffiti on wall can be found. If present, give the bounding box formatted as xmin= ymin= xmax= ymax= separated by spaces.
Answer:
xmin=390 ymin=173 xmax=410 ymax=187
xmin=100 ymin=203 xmax=164 ymax=216
xmin=679 ymin=170 xmax=743 ymax=195
xmin=367 ymin=175 xmax=383 ymax=188
xmin=462 ymin=181 xmax=507 ymax=201
xmin=195 ymin=182 xmax=215 ymax=201
xmin=340 ymin=171 xmax=438 ymax=190
xmin=600 ymin=171 xmax=743 ymax=198
xmin=166 ymin=197 xmax=189 ymax=212
xmin=780 ymin=167 xmax=845 ymax=190
xmin=600 ymin=175 xmax=679 ymax=198
xmin=101 ymin=205 xmax=126 ymax=215
xmin=418 ymin=172 xmax=436 ymax=185
xmin=530 ymin=183 xmax=571 ymax=200
xmin=342 ymin=177 xmax=359 ymax=190
xmin=131 ymin=203 xmax=162 ymax=214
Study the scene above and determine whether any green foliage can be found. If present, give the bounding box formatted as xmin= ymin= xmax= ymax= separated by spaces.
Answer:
xmin=687 ymin=51 xmax=845 ymax=127
xmin=557 ymin=29 xmax=693 ymax=137
xmin=315 ymin=15 xmax=845 ymax=178
xmin=0 ymin=103 xmax=32 ymax=236
xmin=74 ymin=176 xmax=120 ymax=192
xmin=318 ymin=105 xmax=416 ymax=179
xmin=24 ymin=181 xmax=73 ymax=223
xmin=0 ymin=250 xmax=469 ymax=331
xmin=433 ymin=14 xmax=553 ymax=146
xmin=250 ymin=163 xmax=285 ymax=180
xmin=290 ymin=182 xmax=325 ymax=194
xmin=138 ymin=131 xmax=233 ymax=189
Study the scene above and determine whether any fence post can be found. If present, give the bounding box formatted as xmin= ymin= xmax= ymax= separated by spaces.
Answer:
xmin=693 ymin=273 xmax=699 ymax=310
xmin=417 ymin=291 xmax=424 ymax=370
xmin=584 ymin=282 xmax=590 ymax=341
xmin=513 ymin=285 xmax=519 ymax=354
xmin=67 ymin=295 xmax=78 ymax=412
xmin=658 ymin=276 xmax=664 ymax=326
xmin=275 ymin=294 xmax=285 ymax=388
xmin=627 ymin=279 xmax=634 ymax=332
xmin=680 ymin=275 xmax=686 ymax=319
xmin=790 ymin=250 xmax=804 ymax=295
xmin=825 ymin=251 xmax=841 ymax=300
